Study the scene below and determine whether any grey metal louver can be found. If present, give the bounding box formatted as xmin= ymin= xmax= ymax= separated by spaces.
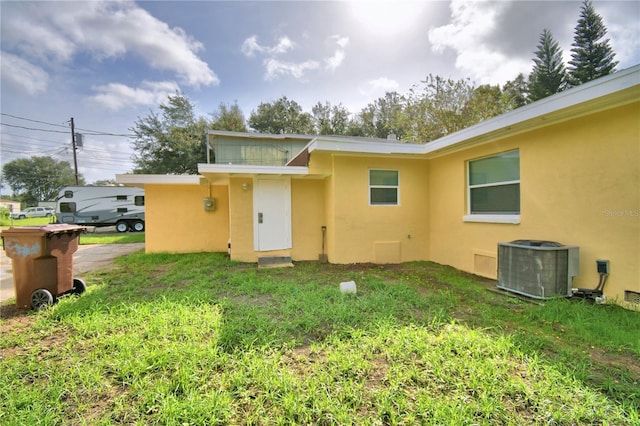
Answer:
xmin=497 ymin=240 xmax=579 ymax=299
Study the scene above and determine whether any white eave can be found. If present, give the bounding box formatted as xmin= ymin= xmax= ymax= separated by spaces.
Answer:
xmin=207 ymin=130 xmax=313 ymax=141
xmin=198 ymin=163 xmax=309 ymax=176
xmin=308 ymin=137 xmax=425 ymax=156
xmin=116 ymin=174 xmax=204 ymax=187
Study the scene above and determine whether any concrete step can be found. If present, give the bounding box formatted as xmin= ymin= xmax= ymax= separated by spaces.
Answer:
xmin=258 ymin=256 xmax=294 ymax=269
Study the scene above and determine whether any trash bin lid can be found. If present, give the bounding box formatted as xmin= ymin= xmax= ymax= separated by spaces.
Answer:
xmin=1 ymin=224 xmax=86 ymax=237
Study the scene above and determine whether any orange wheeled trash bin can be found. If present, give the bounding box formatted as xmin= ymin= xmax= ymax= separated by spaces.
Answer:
xmin=1 ymin=224 xmax=86 ymax=309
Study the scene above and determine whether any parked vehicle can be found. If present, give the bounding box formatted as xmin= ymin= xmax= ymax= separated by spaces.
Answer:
xmin=55 ymin=186 xmax=145 ymax=232
xmin=10 ymin=206 xmax=55 ymax=219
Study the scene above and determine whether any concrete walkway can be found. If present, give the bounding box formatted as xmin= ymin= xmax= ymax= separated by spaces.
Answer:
xmin=0 ymin=243 xmax=145 ymax=303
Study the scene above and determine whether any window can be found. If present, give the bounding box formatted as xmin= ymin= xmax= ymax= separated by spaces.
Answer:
xmin=116 ymin=195 xmax=128 ymax=201
xmin=117 ymin=208 xmax=128 ymax=213
xmin=369 ymin=170 xmax=399 ymax=205
xmin=59 ymin=202 xmax=76 ymax=213
xmin=64 ymin=190 xmax=73 ymax=198
xmin=134 ymin=196 xmax=145 ymax=206
xmin=466 ymin=150 xmax=520 ymax=223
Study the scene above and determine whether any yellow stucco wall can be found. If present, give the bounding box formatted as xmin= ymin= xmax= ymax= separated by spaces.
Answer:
xmin=328 ymin=155 xmax=430 ymax=264
xmin=226 ymin=177 xmax=325 ymax=262
xmin=227 ymin=178 xmax=254 ymax=262
xmin=428 ymin=102 xmax=639 ymax=308
xmin=144 ymin=183 xmax=229 ymax=253
xmin=291 ymin=179 xmax=325 ymax=260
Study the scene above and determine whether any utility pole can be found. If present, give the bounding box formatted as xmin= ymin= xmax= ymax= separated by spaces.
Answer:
xmin=70 ymin=117 xmax=79 ymax=185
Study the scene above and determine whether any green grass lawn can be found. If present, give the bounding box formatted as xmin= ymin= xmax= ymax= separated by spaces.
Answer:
xmin=1 ymin=217 xmax=144 ymax=245
xmin=1 ymin=253 xmax=638 ymax=425
xmin=79 ymin=232 xmax=145 ymax=245
xmin=0 ymin=217 xmax=55 ymax=227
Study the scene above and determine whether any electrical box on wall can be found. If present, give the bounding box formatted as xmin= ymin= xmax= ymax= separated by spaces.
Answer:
xmin=596 ymin=259 xmax=610 ymax=275
xmin=204 ymin=197 xmax=215 ymax=212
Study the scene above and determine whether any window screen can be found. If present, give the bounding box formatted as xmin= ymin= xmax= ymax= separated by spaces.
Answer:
xmin=468 ymin=151 xmax=520 ymax=215
xmin=370 ymin=170 xmax=398 ymax=205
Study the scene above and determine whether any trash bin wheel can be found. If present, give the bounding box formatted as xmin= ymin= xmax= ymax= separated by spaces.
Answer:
xmin=115 ymin=221 xmax=129 ymax=233
xmin=132 ymin=220 xmax=145 ymax=232
xmin=72 ymin=278 xmax=87 ymax=295
xmin=31 ymin=289 xmax=54 ymax=310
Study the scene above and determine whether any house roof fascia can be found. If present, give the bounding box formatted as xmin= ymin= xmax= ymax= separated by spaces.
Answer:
xmin=207 ymin=130 xmax=313 ymax=142
xmin=307 ymin=137 xmax=424 ymax=156
xmin=115 ymin=174 xmax=204 ymax=187
xmin=197 ymin=163 xmax=309 ymax=176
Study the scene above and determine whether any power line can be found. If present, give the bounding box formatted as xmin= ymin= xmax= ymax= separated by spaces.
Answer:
xmin=0 ymin=122 xmax=70 ymax=134
xmin=0 ymin=112 xmax=69 ymax=129
xmin=2 ymin=143 xmax=134 ymax=164
xmin=75 ymin=128 xmax=135 ymax=137
xmin=1 ymin=112 xmax=135 ymax=137
xmin=0 ymin=131 xmax=68 ymax=145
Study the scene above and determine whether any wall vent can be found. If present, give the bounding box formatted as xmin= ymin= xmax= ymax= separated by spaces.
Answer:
xmin=497 ymin=240 xmax=579 ymax=300
xmin=624 ymin=291 xmax=640 ymax=304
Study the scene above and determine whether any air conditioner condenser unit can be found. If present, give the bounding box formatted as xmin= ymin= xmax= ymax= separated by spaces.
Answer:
xmin=497 ymin=240 xmax=579 ymax=300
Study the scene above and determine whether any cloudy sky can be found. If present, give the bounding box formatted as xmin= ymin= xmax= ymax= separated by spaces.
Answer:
xmin=1 ymin=0 xmax=638 ymax=186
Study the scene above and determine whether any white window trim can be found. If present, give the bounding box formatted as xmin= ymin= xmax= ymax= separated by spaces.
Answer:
xmin=369 ymin=169 xmax=399 ymax=206
xmin=466 ymin=150 xmax=520 ymax=222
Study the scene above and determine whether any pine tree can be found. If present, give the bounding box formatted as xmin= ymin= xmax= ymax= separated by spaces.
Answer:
xmin=568 ymin=0 xmax=618 ymax=86
xmin=528 ymin=29 xmax=567 ymax=102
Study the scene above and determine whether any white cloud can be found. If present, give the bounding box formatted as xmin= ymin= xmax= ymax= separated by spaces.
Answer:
xmin=89 ymin=80 xmax=180 ymax=111
xmin=325 ymin=35 xmax=349 ymax=72
xmin=600 ymin=10 xmax=640 ymax=69
xmin=332 ymin=35 xmax=350 ymax=49
xmin=428 ymin=0 xmax=529 ymax=84
xmin=242 ymin=34 xmax=323 ymax=81
xmin=0 ymin=51 xmax=50 ymax=95
xmin=241 ymin=36 xmax=295 ymax=57
xmin=264 ymin=59 xmax=320 ymax=81
xmin=1 ymin=1 xmax=218 ymax=87
xmin=325 ymin=50 xmax=346 ymax=72
xmin=359 ymin=77 xmax=399 ymax=96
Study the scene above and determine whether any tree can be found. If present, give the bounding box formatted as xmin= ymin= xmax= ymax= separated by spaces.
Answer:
xmin=502 ymin=73 xmax=528 ymax=108
xmin=248 ymin=96 xmax=314 ymax=134
xmin=528 ymin=29 xmax=567 ymax=102
xmin=351 ymin=92 xmax=408 ymax=139
xmin=312 ymin=102 xmax=350 ymax=135
xmin=210 ymin=101 xmax=247 ymax=132
xmin=465 ymin=84 xmax=514 ymax=122
xmin=568 ymin=0 xmax=618 ymax=86
xmin=130 ymin=92 xmax=209 ymax=174
xmin=2 ymin=156 xmax=83 ymax=204
xmin=403 ymin=75 xmax=517 ymax=143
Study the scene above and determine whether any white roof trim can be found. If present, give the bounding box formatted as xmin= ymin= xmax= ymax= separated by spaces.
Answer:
xmin=308 ymin=138 xmax=424 ymax=156
xmin=116 ymin=174 xmax=203 ymax=185
xmin=198 ymin=163 xmax=309 ymax=175
xmin=207 ymin=130 xmax=313 ymax=141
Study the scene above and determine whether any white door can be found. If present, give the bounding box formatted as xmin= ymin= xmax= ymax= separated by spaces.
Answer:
xmin=254 ymin=177 xmax=292 ymax=251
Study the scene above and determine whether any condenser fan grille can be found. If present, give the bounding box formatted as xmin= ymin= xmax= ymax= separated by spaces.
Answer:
xmin=497 ymin=241 xmax=579 ymax=300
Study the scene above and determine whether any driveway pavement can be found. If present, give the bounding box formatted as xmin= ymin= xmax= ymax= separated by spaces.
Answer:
xmin=0 ymin=243 xmax=145 ymax=304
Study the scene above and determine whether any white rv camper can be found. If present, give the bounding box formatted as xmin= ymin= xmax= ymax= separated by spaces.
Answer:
xmin=56 ymin=186 xmax=145 ymax=232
